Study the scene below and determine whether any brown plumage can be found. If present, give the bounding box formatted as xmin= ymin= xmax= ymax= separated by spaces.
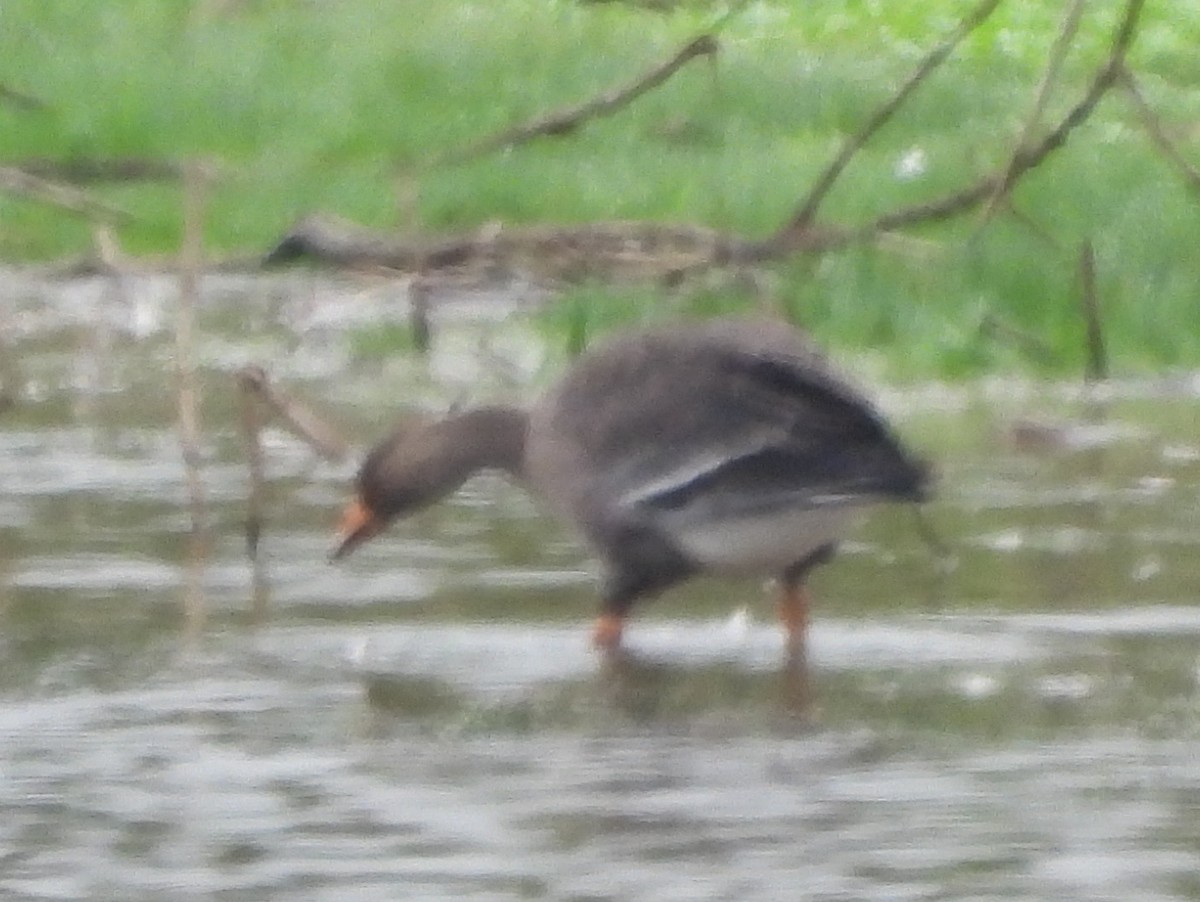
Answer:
xmin=333 ymin=317 xmax=930 ymax=652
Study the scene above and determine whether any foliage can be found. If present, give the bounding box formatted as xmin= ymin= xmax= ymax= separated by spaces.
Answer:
xmin=0 ymin=1 xmax=1198 ymax=375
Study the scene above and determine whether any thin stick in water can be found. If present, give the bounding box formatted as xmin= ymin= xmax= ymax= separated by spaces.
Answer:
xmin=237 ymin=372 xmax=267 ymax=561
xmin=1078 ymin=239 xmax=1108 ymax=382
xmin=236 ymin=370 xmax=272 ymax=618
xmin=177 ymin=160 xmax=210 ymax=534
xmin=236 ymin=365 xmax=349 ymax=463
xmin=177 ymin=159 xmax=212 ymax=637
xmin=409 ymin=278 xmax=432 ymax=355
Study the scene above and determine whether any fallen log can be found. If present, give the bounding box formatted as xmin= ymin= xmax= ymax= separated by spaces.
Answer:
xmin=263 ymin=213 xmax=772 ymax=284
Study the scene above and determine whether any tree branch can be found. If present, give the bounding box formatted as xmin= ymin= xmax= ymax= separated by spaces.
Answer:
xmin=1119 ymin=65 xmax=1200 ymax=193
xmin=975 ymin=0 xmax=1086 ymax=231
xmin=0 ymin=166 xmax=134 ymax=223
xmin=439 ymin=34 xmax=718 ymax=166
xmin=861 ymin=0 xmax=1145 ymax=240
xmin=779 ymin=0 xmax=1004 ymax=240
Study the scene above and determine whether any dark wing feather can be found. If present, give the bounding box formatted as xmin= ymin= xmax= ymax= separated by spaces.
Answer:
xmin=530 ymin=319 xmax=931 ymax=532
xmin=618 ymin=350 xmax=930 ymax=517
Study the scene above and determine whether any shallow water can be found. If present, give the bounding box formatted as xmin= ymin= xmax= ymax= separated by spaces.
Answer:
xmin=2 ymin=268 xmax=1200 ymax=900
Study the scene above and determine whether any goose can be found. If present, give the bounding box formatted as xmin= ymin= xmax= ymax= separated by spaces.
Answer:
xmin=332 ymin=316 xmax=930 ymax=653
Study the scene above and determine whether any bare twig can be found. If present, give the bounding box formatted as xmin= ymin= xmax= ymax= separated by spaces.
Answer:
xmin=238 ymin=378 xmax=267 ymax=561
xmin=984 ymin=0 xmax=1145 ymax=176
xmin=980 ymin=312 xmax=1058 ymax=365
xmin=236 ymin=368 xmax=273 ymax=616
xmin=409 ymin=278 xmax=433 ymax=354
xmin=235 ymin=365 xmax=349 ymax=463
xmin=863 ymin=0 xmax=1145 ymax=240
xmin=975 ymin=0 xmax=1086 ymax=233
xmin=0 ymin=166 xmax=134 ymax=223
xmin=232 ymin=364 xmax=344 ymax=615
xmin=1001 ymin=201 xmax=1064 ymax=250
xmin=1078 ymin=239 xmax=1108 ymax=381
xmin=779 ymin=0 xmax=1003 ymax=239
xmin=440 ymin=34 xmax=718 ymax=166
xmin=1119 ymin=66 xmax=1200 ymax=193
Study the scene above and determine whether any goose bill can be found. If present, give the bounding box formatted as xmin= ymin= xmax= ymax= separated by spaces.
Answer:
xmin=331 ymin=496 xmax=383 ymax=560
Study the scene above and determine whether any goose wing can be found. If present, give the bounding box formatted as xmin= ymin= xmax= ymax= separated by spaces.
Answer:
xmin=600 ymin=348 xmax=928 ymax=520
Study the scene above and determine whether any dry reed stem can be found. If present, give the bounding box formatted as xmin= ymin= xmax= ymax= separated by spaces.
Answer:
xmin=177 ymin=160 xmax=210 ymax=536
xmin=176 ymin=159 xmax=213 ymax=638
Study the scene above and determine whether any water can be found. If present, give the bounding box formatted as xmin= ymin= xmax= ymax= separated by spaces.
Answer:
xmin=2 ymin=267 xmax=1200 ymax=900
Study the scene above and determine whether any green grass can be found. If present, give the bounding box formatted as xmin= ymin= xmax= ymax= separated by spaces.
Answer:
xmin=1 ymin=0 xmax=1199 ymax=376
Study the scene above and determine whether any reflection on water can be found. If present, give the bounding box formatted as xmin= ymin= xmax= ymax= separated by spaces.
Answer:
xmin=2 ymin=268 xmax=1200 ymax=900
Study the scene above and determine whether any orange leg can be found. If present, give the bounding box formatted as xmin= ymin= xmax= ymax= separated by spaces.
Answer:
xmin=777 ymin=582 xmax=811 ymax=653
xmin=591 ymin=612 xmax=626 ymax=651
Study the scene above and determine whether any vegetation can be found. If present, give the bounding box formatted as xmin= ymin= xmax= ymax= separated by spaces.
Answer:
xmin=1 ymin=0 xmax=1198 ymax=376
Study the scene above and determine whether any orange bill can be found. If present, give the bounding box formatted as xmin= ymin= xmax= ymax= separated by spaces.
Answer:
xmin=330 ymin=495 xmax=382 ymax=561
